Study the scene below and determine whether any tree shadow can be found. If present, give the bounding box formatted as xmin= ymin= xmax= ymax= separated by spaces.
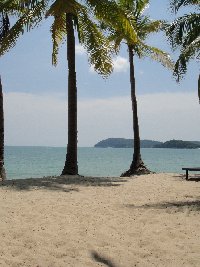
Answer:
xmin=0 ymin=175 xmax=127 ymax=192
xmin=173 ymin=173 xmax=200 ymax=182
xmin=91 ymin=251 xmax=119 ymax=267
xmin=125 ymin=199 xmax=200 ymax=213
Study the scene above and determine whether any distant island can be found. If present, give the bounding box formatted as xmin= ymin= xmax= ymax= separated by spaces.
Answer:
xmin=94 ymin=138 xmax=162 ymax=148
xmin=154 ymin=140 xmax=200 ymax=149
xmin=94 ymin=138 xmax=200 ymax=149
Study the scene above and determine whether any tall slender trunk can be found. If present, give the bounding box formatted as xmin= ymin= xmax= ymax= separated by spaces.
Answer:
xmin=198 ymin=74 xmax=200 ymax=104
xmin=62 ymin=13 xmax=78 ymax=175
xmin=121 ymin=46 xmax=150 ymax=177
xmin=0 ymin=76 xmax=6 ymax=180
xmin=129 ymin=46 xmax=141 ymax=164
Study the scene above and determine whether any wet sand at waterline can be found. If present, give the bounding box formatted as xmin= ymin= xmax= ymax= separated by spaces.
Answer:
xmin=0 ymin=173 xmax=200 ymax=267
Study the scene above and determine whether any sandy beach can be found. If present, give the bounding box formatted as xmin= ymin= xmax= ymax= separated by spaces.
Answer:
xmin=0 ymin=173 xmax=200 ymax=267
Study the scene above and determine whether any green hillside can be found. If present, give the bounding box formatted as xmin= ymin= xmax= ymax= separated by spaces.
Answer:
xmin=154 ymin=140 xmax=200 ymax=149
xmin=94 ymin=138 xmax=162 ymax=148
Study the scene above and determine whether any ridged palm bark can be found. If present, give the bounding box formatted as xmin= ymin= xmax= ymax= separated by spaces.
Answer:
xmin=122 ymin=46 xmax=150 ymax=176
xmin=198 ymin=74 xmax=200 ymax=103
xmin=0 ymin=12 xmax=9 ymax=181
xmin=0 ymin=77 xmax=6 ymax=181
xmin=62 ymin=13 xmax=78 ymax=175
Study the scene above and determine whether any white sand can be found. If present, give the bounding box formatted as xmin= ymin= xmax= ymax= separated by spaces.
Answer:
xmin=0 ymin=173 xmax=200 ymax=267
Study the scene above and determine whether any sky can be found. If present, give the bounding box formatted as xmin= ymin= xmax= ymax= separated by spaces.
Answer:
xmin=0 ymin=0 xmax=200 ymax=147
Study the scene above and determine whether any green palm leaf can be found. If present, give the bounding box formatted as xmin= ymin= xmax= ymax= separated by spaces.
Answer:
xmin=0 ymin=12 xmax=10 ymax=40
xmin=168 ymin=0 xmax=199 ymax=94
xmin=78 ymin=10 xmax=113 ymax=76
xmin=46 ymin=0 xmax=83 ymax=66
xmin=137 ymin=42 xmax=174 ymax=69
xmin=174 ymin=35 xmax=200 ymax=80
xmin=167 ymin=13 xmax=200 ymax=48
xmin=86 ymin=0 xmax=138 ymax=44
xmin=0 ymin=1 xmax=46 ymax=56
xmin=170 ymin=0 xmax=200 ymax=12
xmin=50 ymin=13 xmax=66 ymax=65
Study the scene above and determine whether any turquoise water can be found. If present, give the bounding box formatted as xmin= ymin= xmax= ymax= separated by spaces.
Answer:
xmin=4 ymin=146 xmax=200 ymax=179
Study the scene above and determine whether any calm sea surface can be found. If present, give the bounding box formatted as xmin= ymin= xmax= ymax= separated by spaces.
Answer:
xmin=4 ymin=146 xmax=200 ymax=180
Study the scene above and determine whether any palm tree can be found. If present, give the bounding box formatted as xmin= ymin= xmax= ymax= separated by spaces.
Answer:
xmin=0 ymin=0 xmax=137 ymax=175
xmin=0 ymin=12 xmax=9 ymax=181
xmin=0 ymin=76 xmax=6 ymax=181
xmin=102 ymin=0 xmax=173 ymax=176
xmin=167 ymin=0 xmax=200 ymax=100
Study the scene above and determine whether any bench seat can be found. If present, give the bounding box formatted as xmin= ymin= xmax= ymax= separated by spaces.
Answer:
xmin=182 ymin=167 xmax=200 ymax=180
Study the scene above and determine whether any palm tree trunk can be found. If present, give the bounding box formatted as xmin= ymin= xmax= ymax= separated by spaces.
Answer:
xmin=121 ymin=46 xmax=150 ymax=177
xmin=0 ymin=76 xmax=6 ymax=181
xmin=198 ymin=74 xmax=200 ymax=104
xmin=62 ymin=13 xmax=78 ymax=175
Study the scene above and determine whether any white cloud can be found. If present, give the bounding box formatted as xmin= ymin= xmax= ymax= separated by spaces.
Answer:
xmin=4 ymin=91 xmax=200 ymax=147
xmin=89 ymin=56 xmax=129 ymax=74
xmin=75 ymin=44 xmax=86 ymax=55
xmin=89 ymin=65 xmax=95 ymax=73
xmin=113 ymin=56 xmax=129 ymax=72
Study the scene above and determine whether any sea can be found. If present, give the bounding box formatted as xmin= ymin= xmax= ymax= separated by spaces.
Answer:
xmin=4 ymin=146 xmax=200 ymax=180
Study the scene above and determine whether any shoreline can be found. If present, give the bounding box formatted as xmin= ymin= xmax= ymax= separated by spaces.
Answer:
xmin=0 ymin=173 xmax=200 ymax=267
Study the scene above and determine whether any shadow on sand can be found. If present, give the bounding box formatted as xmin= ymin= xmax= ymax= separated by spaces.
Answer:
xmin=125 ymin=199 xmax=200 ymax=213
xmin=0 ymin=175 xmax=127 ymax=192
xmin=173 ymin=173 xmax=200 ymax=182
xmin=91 ymin=251 xmax=119 ymax=267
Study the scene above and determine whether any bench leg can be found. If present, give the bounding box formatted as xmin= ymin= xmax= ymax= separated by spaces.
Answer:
xmin=186 ymin=170 xmax=188 ymax=180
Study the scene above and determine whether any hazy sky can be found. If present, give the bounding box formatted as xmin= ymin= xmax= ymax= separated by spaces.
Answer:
xmin=1 ymin=1 xmax=200 ymax=146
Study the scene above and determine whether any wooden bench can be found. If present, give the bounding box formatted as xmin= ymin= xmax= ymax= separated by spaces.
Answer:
xmin=182 ymin=167 xmax=200 ymax=180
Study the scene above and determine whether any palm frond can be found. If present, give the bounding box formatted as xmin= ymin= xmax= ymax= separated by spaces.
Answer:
xmin=0 ymin=12 xmax=10 ymax=41
xmin=139 ymin=42 xmax=174 ymax=69
xmin=47 ymin=0 xmax=114 ymax=75
xmin=46 ymin=0 xmax=85 ymax=66
xmin=136 ymin=17 xmax=164 ymax=40
xmin=86 ymin=0 xmax=138 ymax=44
xmin=173 ymin=36 xmax=200 ymax=81
xmin=134 ymin=0 xmax=149 ymax=17
xmin=50 ymin=13 xmax=66 ymax=65
xmin=168 ymin=0 xmax=200 ymax=101
xmin=119 ymin=0 xmax=149 ymax=17
xmin=170 ymin=0 xmax=200 ymax=13
xmin=18 ymin=0 xmax=44 ymax=9
xmin=77 ymin=8 xmax=113 ymax=77
xmin=167 ymin=13 xmax=200 ymax=49
xmin=117 ymin=0 xmax=135 ymax=11
xmin=108 ymin=32 xmax=123 ymax=52
xmin=0 ymin=1 xmax=46 ymax=56
xmin=46 ymin=0 xmax=80 ymax=18
xmin=140 ymin=19 xmax=163 ymax=34
xmin=0 ymin=0 xmax=46 ymax=15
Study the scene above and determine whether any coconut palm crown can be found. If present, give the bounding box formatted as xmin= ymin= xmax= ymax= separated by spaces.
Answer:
xmin=167 ymin=0 xmax=200 ymax=100
xmin=0 ymin=0 xmax=139 ymax=73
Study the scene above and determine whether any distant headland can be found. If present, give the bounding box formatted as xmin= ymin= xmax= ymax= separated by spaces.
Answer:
xmin=94 ymin=138 xmax=200 ymax=149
